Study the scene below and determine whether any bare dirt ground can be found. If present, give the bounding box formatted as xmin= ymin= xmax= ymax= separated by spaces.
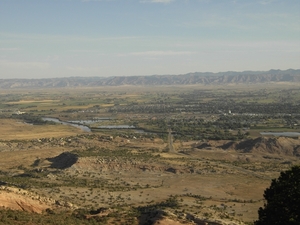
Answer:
xmin=0 ymin=186 xmax=55 ymax=213
xmin=0 ymin=118 xmax=299 ymax=224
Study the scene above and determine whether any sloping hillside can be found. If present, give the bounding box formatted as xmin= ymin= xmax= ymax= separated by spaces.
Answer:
xmin=0 ymin=186 xmax=74 ymax=213
xmin=219 ymin=137 xmax=300 ymax=157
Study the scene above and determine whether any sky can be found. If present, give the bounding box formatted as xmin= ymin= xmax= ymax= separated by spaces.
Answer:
xmin=0 ymin=0 xmax=299 ymax=79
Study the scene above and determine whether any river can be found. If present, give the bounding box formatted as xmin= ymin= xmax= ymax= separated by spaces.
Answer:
xmin=42 ymin=117 xmax=91 ymax=132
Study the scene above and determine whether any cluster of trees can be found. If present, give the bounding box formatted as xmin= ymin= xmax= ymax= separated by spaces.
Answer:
xmin=255 ymin=166 xmax=300 ymax=225
xmin=109 ymin=100 xmax=300 ymax=115
xmin=11 ymin=114 xmax=51 ymax=125
xmin=143 ymin=117 xmax=247 ymax=141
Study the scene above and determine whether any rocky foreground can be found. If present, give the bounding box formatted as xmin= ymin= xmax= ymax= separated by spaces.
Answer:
xmin=0 ymin=134 xmax=299 ymax=224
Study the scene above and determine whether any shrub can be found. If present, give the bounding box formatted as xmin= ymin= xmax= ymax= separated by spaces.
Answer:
xmin=255 ymin=166 xmax=300 ymax=225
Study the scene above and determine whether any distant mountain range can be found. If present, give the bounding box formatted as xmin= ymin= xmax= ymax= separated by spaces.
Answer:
xmin=1 ymin=69 xmax=300 ymax=88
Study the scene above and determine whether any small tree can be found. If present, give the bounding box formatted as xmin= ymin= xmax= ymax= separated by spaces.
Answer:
xmin=255 ymin=166 xmax=300 ymax=225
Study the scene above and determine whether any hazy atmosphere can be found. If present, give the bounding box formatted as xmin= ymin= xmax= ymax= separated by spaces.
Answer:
xmin=0 ymin=0 xmax=299 ymax=79
xmin=1 ymin=2 xmax=300 ymax=224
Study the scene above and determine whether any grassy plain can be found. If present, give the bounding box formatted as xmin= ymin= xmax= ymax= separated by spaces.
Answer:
xmin=0 ymin=119 xmax=83 ymax=140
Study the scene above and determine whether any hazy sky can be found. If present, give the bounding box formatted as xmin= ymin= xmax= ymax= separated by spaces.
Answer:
xmin=0 ymin=0 xmax=299 ymax=79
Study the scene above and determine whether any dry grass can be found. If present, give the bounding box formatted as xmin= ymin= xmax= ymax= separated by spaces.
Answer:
xmin=0 ymin=148 xmax=63 ymax=170
xmin=0 ymin=119 xmax=83 ymax=140
xmin=0 ymin=125 xmax=291 ymax=223
xmin=7 ymin=100 xmax=59 ymax=104
xmin=1 ymin=85 xmax=299 ymax=224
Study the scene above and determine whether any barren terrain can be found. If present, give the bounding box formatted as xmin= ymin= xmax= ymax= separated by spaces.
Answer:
xmin=0 ymin=119 xmax=298 ymax=224
xmin=0 ymin=84 xmax=299 ymax=224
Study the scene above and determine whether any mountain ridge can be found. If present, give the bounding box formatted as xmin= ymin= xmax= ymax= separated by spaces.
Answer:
xmin=1 ymin=69 xmax=300 ymax=88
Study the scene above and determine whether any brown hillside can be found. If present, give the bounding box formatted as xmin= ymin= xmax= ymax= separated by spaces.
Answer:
xmin=0 ymin=186 xmax=56 ymax=213
xmin=219 ymin=137 xmax=300 ymax=157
